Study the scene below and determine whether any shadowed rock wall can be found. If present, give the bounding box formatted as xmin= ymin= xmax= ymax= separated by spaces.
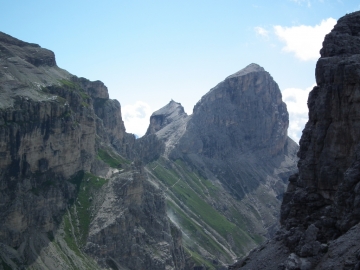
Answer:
xmin=230 ymin=10 xmax=360 ymax=270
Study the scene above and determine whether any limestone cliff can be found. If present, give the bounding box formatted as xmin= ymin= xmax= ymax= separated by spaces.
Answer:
xmin=178 ymin=63 xmax=290 ymax=158
xmin=141 ymin=64 xmax=298 ymax=268
xmin=230 ymin=10 xmax=360 ymax=270
xmin=0 ymin=31 xmax=184 ymax=270
xmin=0 ymin=31 xmax=299 ymax=270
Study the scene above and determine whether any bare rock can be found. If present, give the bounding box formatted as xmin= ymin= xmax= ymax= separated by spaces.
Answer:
xmin=141 ymin=63 xmax=299 ymax=266
xmin=85 ymin=162 xmax=185 ymax=270
xmin=229 ymin=10 xmax=360 ymax=270
xmin=0 ymin=32 xmax=181 ymax=269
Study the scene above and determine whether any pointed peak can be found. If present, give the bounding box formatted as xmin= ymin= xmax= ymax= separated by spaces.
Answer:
xmin=226 ymin=63 xmax=265 ymax=79
xmin=169 ymin=99 xmax=181 ymax=106
xmin=145 ymin=100 xmax=188 ymax=136
xmin=151 ymin=100 xmax=185 ymax=117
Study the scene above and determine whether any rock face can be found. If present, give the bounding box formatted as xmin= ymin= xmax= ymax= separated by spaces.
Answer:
xmin=141 ymin=63 xmax=298 ymax=268
xmin=0 ymin=31 xmax=184 ymax=270
xmin=230 ymin=10 xmax=360 ymax=270
xmin=0 ymin=31 xmax=299 ymax=270
xmin=145 ymin=100 xmax=189 ymax=157
xmin=178 ymin=63 xmax=290 ymax=158
xmin=85 ymin=162 xmax=185 ymax=270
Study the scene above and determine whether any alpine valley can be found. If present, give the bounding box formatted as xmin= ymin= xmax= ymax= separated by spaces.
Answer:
xmin=0 ymin=25 xmax=300 ymax=269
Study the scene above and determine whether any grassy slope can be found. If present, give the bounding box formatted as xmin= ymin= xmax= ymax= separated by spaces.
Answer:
xmin=146 ymin=157 xmax=264 ymax=269
xmin=45 ymin=148 xmax=130 ymax=269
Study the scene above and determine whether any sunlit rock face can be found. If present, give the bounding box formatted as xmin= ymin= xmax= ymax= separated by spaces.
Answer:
xmin=0 ymin=30 xmax=299 ymax=270
xmin=178 ymin=63 xmax=290 ymax=158
xmin=0 ymin=31 xmax=184 ymax=270
xmin=140 ymin=63 xmax=298 ymax=267
xmin=172 ymin=63 xmax=298 ymax=207
xmin=230 ymin=10 xmax=360 ymax=270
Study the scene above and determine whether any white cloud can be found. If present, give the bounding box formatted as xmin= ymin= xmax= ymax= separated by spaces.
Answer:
xmin=254 ymin=26 xmax=269 ymax=38
xmin=274 ymin=17 xmax=336 ymax=61
xmin=122 ymin=101 xmax=152 ymax=137
xmin=282 ymin=84 xmax=315 ymax=143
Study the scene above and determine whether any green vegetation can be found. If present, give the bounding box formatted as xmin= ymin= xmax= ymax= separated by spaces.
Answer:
xmin=62 ymin=111 xmax=72 ymax=119
xmin=81 ymin=101 xmax=89 ymax=108
xmin=97 ymin=148 xmax=130 ymax=168
xmin=151 ymin=159 xmax=238 ymax=239
xmin=58 ymin=79 xmax=80 ymax=90
xmin=68 ymin=171 xmax=108 ymax=246
xmin=175 ymin=159 xmax=219 ymax=197
xmin=51 ymin=232 xmax=99 ymax=270
xmin=56 ymin=95 xmax=67 ymax=105
xmin=58 ymin=79 xmax=91 ymax=107
xmin=63 ymin=214 xmax=82 ymax=257
xmin=167 ymin=200 xmax=231 ymax=262
xmin=185 ymin=247 xmax=216 ymax=270
xmin=147 ymin=157 xmax=262 ymax=266
xmin=54 ymin=171 xmax=111 ymax=269
xmin=79 ymin=91 xmax=90 ymax=100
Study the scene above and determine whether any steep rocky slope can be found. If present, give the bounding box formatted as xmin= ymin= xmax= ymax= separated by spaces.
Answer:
xmin=230 ymin=10 xmax=360 ymax=270
xmin=140 ymin=64 xmax=298 ymax=268
xmin=0 ymin=31 xmax=184 ymax=270
xmin=0 ymin=31 xmax=299 ymax=270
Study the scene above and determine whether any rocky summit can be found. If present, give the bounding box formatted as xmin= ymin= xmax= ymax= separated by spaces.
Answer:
xmin=0 ymin=31 xmax=182 ymax=270
xmin=0 ymin=30 xmax=298 ymax=270
xmin=139 ymin=63 xmax=298 ymax=268
xmin=229 ymin=10 xmax=360 ymax=270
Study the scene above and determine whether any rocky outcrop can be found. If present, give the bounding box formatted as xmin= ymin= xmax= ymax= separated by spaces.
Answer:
xmin=0 ymin=32 xmax=97 ymax=255
xmin=145 ymin=100 xmax=189 ymax=157
xmin=175 ymin=63 xmax=298 ymax=205
xmin=86 ymin=162 xmax=185 ymax=270
xmin=0 ymin=31 xmax=184 ymax=270
xmin=0 ymin=30 xmax=299 ymax=270
xmin=177 ymin=63 xmax=290 ymax=158
xmin=140 ymin=64 xmax=298 ymax=268
xmin=230 ymin=10 xmax=360 ymax=270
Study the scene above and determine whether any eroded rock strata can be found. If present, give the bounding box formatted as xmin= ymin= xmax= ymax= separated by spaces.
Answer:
xmin=230 ymin=10 xmax=360 ymax=270
xmin=0 ymin=31 xmax=183 ymax=270
xmin=0 ymin=30 xmax=299 ymax=270
xmin=141 ymin=63 xmax=298 ymax=268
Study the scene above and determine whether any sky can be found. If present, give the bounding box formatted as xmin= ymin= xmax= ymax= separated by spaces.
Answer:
xmin=1 ymin=0 xmax=359 ymax=142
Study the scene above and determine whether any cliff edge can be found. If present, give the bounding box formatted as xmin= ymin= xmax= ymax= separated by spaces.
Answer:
xmin=230 ymin=10 xmax=360 ymax=270
xmin=0 ymin=31 xmax=184 ymax=270
xmin=140 ymin=63 xmax=299 ymax=268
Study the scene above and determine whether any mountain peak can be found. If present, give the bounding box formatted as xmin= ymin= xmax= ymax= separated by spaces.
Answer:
xmin=226 ymin=63 xmax=265 ymax=79
xmin=151 ymin=100 xmax=184 ymax=117
xmin=145 ymin=100 xmax=188 ymax=136
xmin=0 ymin=31 xmax=57 ymax=68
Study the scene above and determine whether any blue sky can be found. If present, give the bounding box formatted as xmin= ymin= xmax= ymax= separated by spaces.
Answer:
xmin=1 ymin=0 xmax=359 ymax=141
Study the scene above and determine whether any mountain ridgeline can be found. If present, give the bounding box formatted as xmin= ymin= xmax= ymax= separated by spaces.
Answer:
xmin=0 ymin=30 xmax=298 ymax=269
